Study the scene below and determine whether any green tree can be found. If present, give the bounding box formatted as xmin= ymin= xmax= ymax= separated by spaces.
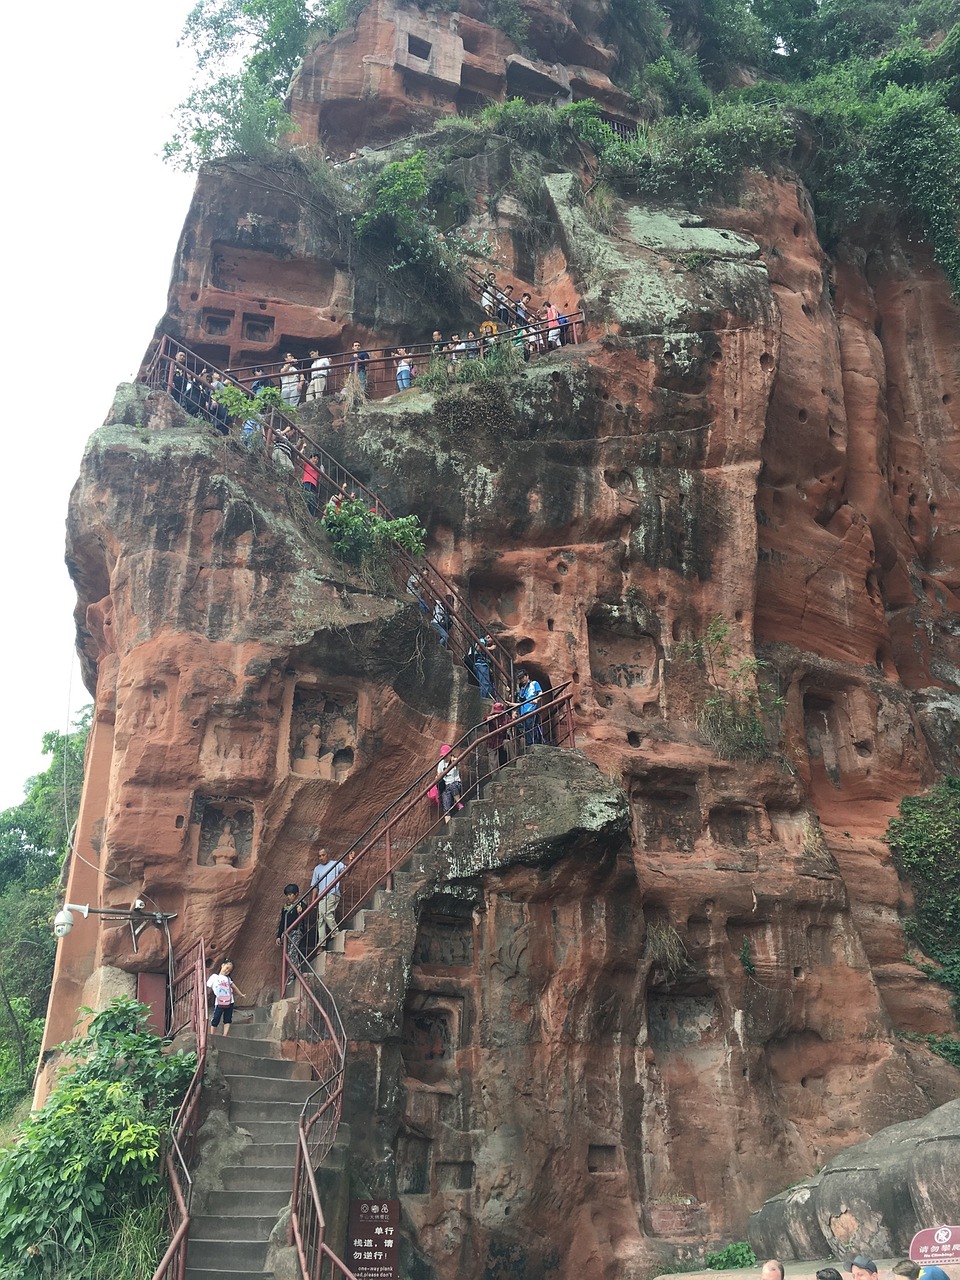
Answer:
xmin=0 ymin=709 xmax=91 ymax=1117
xmin=165 ymin=0 xmax=328 ymax=169
xmin=0 ymin=998 xmax=195 ymax=1271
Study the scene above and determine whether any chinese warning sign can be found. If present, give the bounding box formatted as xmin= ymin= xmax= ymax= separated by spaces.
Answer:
xmin=911 ymin=1226 xmax=960 ymax=1265
xmin=346 ymin=1199 xmax=399 ymax=1280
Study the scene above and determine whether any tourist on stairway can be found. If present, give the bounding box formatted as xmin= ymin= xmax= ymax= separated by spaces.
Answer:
xmin=437 ymin=745 xmax=464 ymax=824
xmin=276 ymin=883 xmax=307 ymax=982
xmin=348 ymin=341 xmax=371 ymax=390
xmin=306 ymin=349 xmax=331 ymax=401
xmin=514 ymin=667 xmax=544 ymax=747
xmin=206 ymin=960 xmax=246 ymax=1038
xmin=311 ymin=847 xmax=347 ymax=949
xmin=302 ymin=452 xmax=322 ymax=516
xmin=280 ymin=354 xmax=304 ymax=407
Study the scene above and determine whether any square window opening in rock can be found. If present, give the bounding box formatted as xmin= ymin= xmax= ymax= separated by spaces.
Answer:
xmin=242 ymin=314 xmax=275 ymax=344
xmin=408 ymin=34 xmax=432 ymax=59
xmin=587 ymin=1144 xmax=619 ymax=1173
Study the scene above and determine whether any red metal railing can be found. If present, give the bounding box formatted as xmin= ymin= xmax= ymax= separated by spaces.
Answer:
xmin=282 ymin=683 xmax=576 ymax=983
xmin=144 ymin=306 xmax=586 ymax=406
xmin=143 ymin=336 xmax=516 ymax=701
xmin=285 ymin=960 xmax=356 ymax=1280
xmin=152 ymin=938 xmax=208 ymax=1280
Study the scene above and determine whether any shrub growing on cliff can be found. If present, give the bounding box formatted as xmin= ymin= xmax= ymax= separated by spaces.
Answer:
xmin=887 ymin=775 xmax=960 ymax=1014
xmin=677 ymin=616 xmax=784 ymax=762
xmin=0 ymin=998 xmax=195 ymax=1272
xmin=323 ymin=497 xmax=426 ymax=570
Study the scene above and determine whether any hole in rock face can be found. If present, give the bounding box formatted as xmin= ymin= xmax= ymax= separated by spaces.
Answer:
xmin=854 ymin=739 xmax=873 ymax=757
xmin=557 ymin=562 xmax=569 ymax=574
xmin=587 ymin=1145 xmax=618 ymax=1174
xmin=735 ymin=609 xmax=743 ymax=622
xmin=602 ymin=391 xmax=610 ymax=401
xmin=802 ymin=303 xmax=814 ymax=318
xmin=553 ymin=583 xmax=562 ymax=594
xmin=798 ymin=408 xmax=808 ymax=423
xmin=516 ymin=638 xmax=535 ymax=657
xmin=793 ymin=966 xmax=802 ymax=977
xmin=929 ymin=503 xmax=938 ymax=515
xmin=943 ymin=393 xmax=952 ymax=404
xmin=672 ymin=618 xmax=682 ymax=642
xmin=547 ymin=618 xmax=554 ymax=631
xmin=572 ymin=670 xmax=579 ymax=683
xmin=628 ymin=731 xmax=642 ymax=747
xmin=551 ymin=371 xmax=561 ymax=383
xmin=800 ymin=1075 xmax=808 ymax=1087
xmin=192 ymin=719 xmax=200 ymax=728
xmin=711 ymin=350 xmax=722 ymax=363
xmin=657 ymin=592 xmax=666 ymax=605
xmin=175 ymin=815 xmax=184 ymax=829
xmin=793 ymin=222 xmax=802 ymax=237
xmin=190 ymin=292 xmax=199 ymax=301
xmin=760 ymin=352 xmax=773 ymax=371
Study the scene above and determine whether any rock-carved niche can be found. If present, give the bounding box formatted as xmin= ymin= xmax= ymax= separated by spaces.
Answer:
xmin=290 ymin=688 xmax=358 ymax=782
xmin=132 ymin=682 xmax=171 ymax=734
xmin=412 ymin=899 xmax=475 ymax=967
xmin=199 ymin=719 xmax=262 ymax=773
xmin=195 ymin=797 xmax=255 ymax=868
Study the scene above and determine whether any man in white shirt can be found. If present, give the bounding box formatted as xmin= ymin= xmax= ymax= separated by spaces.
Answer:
xmin=311 ymin=847 xmax=346 ymax=948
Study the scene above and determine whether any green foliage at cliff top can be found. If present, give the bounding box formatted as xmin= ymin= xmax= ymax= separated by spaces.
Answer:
xmin=164 ymin=0 xmax=960 ymax=292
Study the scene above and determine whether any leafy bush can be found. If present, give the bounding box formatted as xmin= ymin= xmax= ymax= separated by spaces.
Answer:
xmin=0 ymin=998 xmax=195 ymax=1270
xmin=706 ymin=1242 xmax=758 ymax=1269
xmin=322 ymin=497 xmax=426 ymax=567
xmin=887 ymin=776 xmax=960 ymax=1007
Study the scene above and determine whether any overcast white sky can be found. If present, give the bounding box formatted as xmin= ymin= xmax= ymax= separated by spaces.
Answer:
xmin=0 ymin=1 xmax=198 ymax=807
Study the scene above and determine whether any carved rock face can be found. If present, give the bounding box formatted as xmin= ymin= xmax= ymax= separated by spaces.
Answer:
xmin=52 ymin=133 xmax=960 ymax=1273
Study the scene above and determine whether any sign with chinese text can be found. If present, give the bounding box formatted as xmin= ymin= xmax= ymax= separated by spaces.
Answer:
xmin=346 ymin=1198 xmax=399 ymax=1280
xmin=911 ymin=1227 xmax=960 ymax=1265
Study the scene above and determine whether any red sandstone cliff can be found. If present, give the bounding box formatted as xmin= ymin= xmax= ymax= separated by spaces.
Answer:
xmin=45 ymin=20 xmax=960 ymax=1274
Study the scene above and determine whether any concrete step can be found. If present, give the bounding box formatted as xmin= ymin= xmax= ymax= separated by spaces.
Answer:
xmin=218 ymin=1050 xmax=311 ymax=1081
xmin=225 ymin=1074 xmax=316 ymax=1104
xmin=187 ymin=1271 xmax=273 ymax=1280
xmin=236 ymin=1141 xmax=297 ymax=1166
xmin=186 ymin=1238 xmax=269 ymax=1271
xmin=221 ymin=1163 xmax=293 ymax=1192
xmin=212 ymin=1034 xmax=283 ymax=1057
xmin=230 ymin=1098 xmax=305 ymax=1126
xmin=201 ymin=1188 xmax=290 ymax=1217
xmin=187 ymin=1272 xmax=273 ymax=1280
xmin=192 ymin=1214 xmax=283 ymax=1241
xmin=230 ymin=1118 xmax=302 ymax=1144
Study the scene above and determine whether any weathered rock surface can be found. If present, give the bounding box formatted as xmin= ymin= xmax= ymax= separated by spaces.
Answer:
xmin=749 ymin=1098 xmax=960 ymax=1258
xmin=51 ymin=95 xmax=960 ymax=1278
xmin=288 ymin=0 xmax=637 ymax=154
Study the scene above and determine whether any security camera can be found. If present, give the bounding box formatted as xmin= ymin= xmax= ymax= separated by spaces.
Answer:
xmin=133 ymin=899 xmax=146 ymax=912
xmin=53 ymin=908 xmax=74 ymax=938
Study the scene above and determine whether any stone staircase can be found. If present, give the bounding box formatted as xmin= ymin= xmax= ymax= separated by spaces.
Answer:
xmin=324 ymin=748 xmax=551 ymax=961
xmin=186 ymin=1004 xmax=346 ymax=1280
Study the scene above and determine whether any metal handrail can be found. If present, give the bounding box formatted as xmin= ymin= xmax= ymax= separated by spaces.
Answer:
xmin=283 ymin=951 xmax=355 ymax=1279
xmin=143 ymin=335 xmax=517 ymax=700
xmin=152 ymin=938 xmax=208 ymax=1280
xmin=281 ymin=683 xmax=576 ymax=984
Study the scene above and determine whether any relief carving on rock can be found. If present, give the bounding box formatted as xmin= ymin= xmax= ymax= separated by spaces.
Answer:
xmin=195 ymin=797 xmax=255 ymax=867
xmin=290 ymin=688 xmax=358 ymax=782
